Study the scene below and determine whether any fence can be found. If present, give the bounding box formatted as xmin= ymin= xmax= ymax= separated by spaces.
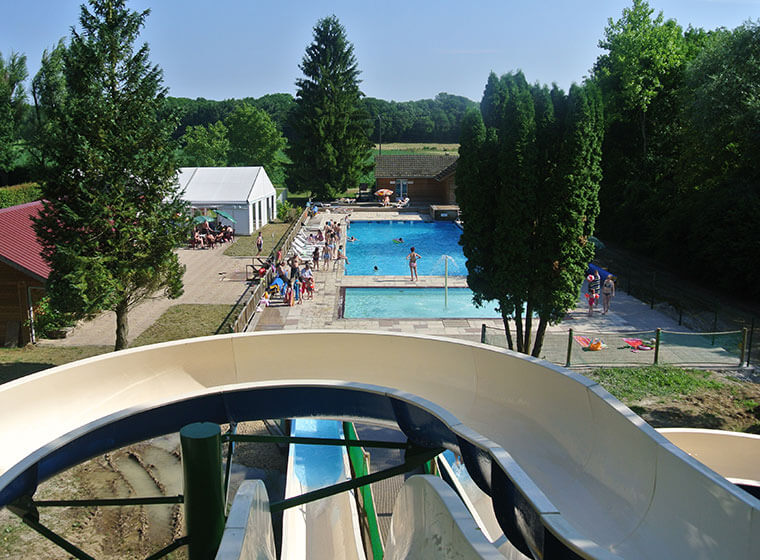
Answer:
xmin=481 ymin=325 xmax=749 ymax=369
xmin=230 ymin=208 xmax=310 ymax=333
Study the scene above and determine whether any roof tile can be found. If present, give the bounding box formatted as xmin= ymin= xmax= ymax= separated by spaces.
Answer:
xmin=375 ymin=154 xmax=459 ymax=179
xmin=0 ymin=201 xmax=50 ymax=281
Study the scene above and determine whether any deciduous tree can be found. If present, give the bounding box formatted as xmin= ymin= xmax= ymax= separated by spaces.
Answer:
xmin=288 ymin=15 xmax=373 ymax=200
xmin=182 ymin=121 xmax=230 ymax=167
xmin=34 ymin=0 xmax=189 ymax=351
xmin=225 ymin=103 xmax=285 ymax=184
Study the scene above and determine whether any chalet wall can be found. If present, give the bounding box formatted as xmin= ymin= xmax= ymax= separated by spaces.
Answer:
xmin=0 ymin=261 xmax=43 ymax=347
xmin=375 ymin=177 xmax=448 ymax=204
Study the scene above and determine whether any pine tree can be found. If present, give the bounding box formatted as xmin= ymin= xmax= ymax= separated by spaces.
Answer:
xmin=288 ymin=15 xmax=373 ymax=200
xmin=34 ymin=0 xmax=188 ymax=351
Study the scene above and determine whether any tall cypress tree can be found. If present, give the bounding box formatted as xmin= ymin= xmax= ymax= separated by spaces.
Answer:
xmin=458 ymin=72 xmax=603 ymax=357
xmin=288 ymin=15 xmax=373 ymax=200
xmin=34 ymin=0 xmax=188 ymax=351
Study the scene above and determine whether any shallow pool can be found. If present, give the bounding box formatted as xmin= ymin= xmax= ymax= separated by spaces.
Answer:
xmin=342 ymin=287 xmax=500 ymax=319
xmin=344 ymin=221 xmax=465 ymax=276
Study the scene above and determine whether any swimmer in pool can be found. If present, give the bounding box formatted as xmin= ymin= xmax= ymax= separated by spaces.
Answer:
xmin=393 ymin=237 xmax=403 ymax=243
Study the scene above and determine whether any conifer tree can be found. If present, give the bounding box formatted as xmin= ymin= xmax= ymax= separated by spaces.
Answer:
xmin=458 ymin=72 xmax=603 ymax=357
xmin=34 ymin=0 xmax=188 ymax=351
xmin=288 ymin=15 xmax=373 ymax=200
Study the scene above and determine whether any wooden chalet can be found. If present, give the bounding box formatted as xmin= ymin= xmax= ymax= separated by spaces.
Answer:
xmin=374 ymin=154 xmax=459 ymax=205
xmin=0 ymin=201 xmax=50 ymax=346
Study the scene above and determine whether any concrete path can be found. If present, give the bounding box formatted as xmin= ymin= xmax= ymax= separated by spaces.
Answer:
xmin=41 ymin=241 xmax=254 ymax=347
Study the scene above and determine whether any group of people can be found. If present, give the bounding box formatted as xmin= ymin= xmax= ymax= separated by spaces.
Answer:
xmin=191 ymin=221 xmax=234 ymax=249
xmin=586 ymin=269 xmax=616 ymax=316
xmin=258 ymin=254 xmax=316 ymax=308
xmin=309 ymin=220 xmax=349 ymax=272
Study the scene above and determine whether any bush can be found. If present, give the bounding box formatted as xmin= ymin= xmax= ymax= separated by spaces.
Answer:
xmin=27 ymin=296 xmax=78 ymax=339
xmin=277 ymin=200 xmax=299 ymax=222
xmin=0 ymin=183 xmax=41 ymax=209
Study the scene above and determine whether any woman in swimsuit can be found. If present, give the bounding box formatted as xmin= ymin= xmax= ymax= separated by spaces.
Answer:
xmin=406 ymin=246 xmax=421 ymax=281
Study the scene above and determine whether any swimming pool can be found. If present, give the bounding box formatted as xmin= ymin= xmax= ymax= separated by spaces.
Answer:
xmin=342 ymin=287 xmax=500 ymax=319
xmin=344 ymin=221 xmax=465 ymax=276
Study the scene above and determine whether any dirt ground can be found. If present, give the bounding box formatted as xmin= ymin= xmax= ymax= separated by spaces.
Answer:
xmin=631 ymin=371 xmax=760 ymax=433
xmin=0 ymin=421 xmax=286 ymax=560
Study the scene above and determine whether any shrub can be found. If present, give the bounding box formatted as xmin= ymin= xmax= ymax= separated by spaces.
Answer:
xmin=0 ymin=183 xmax=42 ymax=208
xmin=277 ymin=200 xmax=299 ymax=222
xmin=27 ymin=296 xmax=78 ymax=339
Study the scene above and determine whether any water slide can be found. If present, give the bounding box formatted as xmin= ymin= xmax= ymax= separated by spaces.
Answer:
xmin=1 ymin=331 xmax=759 ymax=558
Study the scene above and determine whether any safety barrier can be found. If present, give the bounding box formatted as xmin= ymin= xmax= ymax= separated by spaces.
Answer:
xmin=481 ymin=325 xmax=748 ymax=368
xmin=343 ymin=422 xmax=385 ymax=559
xmin=230 ymin=208 xmax=310 ymax=333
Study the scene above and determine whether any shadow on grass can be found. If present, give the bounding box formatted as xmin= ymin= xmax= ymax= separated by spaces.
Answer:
xmin=638 ymin=406 xmax=724 ymax=429
xmin=0 ymin=362 xmax=54 ymax=384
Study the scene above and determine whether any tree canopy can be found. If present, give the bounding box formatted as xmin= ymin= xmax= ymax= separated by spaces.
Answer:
xmin=0 ymin=51 xmax=28 ymax=182
xmin=458 ymin=72 xmax=603 ymax=356
xmin=33 ymin=0 xmax=189 ymax=351
xmin=288 ymin=15 xmax=373 ymax=200
xmin=182 ymin=121 xmax=229 ymax=167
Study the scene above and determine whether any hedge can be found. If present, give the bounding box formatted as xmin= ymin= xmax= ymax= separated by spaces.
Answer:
xmin=0 ymin=183 xmax=41 ymax=209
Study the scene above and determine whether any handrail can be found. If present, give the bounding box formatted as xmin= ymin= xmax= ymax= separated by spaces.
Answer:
xmin=230 ymin=208 xmax=310 ymax=333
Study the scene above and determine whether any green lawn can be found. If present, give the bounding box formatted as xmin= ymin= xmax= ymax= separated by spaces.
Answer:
xmin=0 ymin=345 xmax=112 ymax=385
xmin=223 ymin=222 xmax=291 ymax=257
xmin=132 ymin=303 xmax=243 ymax=347
xmin=588 ymin=365 xmax=723 ymax=402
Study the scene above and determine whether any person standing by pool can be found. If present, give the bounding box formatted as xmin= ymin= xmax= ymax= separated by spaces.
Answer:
xmin=601 ymin=275 xmax=615 ymax=314
xmin=406 ymin=247 xmax=421 ymax=281
xmin=312 ymin=246 xmax=320 ymax=270
xmin=333 ymin=245 xmax=349 ymax=271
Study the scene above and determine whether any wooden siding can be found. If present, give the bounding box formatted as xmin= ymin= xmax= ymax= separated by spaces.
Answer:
xmin=376 ymin=177 xmax=449 ymax=204
xmin=0 ymin=261 xmax=43 ymax=346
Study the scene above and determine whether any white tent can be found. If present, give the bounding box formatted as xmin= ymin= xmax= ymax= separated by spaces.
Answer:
xmin=178 ymin=167 xmax=277 ymax=235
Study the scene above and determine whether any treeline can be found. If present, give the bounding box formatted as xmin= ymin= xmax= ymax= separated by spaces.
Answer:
xmin=591 ymin=1 xmax=760 ymax=298
xmin=164 ymin=91 xmax=475 ymax=144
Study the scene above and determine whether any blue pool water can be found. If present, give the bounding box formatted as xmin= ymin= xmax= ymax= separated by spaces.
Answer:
xmin=343 ymin=288 xmax=501 ymax=319
xmin=345 ymin=221 xmax=466 ymax=276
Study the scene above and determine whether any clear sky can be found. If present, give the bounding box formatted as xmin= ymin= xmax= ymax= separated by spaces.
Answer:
xmin=2 ymin=0 xmax=759 ymax=103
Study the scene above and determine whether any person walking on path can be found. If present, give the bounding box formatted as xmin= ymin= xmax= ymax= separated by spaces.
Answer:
xmin=406 ymin=247 xmax=421 ymax=281
xmin=256 ymin=231 xmax=263 ymax=254
xmin=602 ymin=275 xmax=615 ymax=314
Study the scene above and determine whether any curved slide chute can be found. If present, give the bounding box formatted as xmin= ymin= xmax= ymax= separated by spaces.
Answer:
xmin=1 ymin=331 xmax=759 ymax=559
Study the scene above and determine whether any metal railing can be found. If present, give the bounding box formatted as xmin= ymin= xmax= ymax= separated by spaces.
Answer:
xmin=230 ymin=208 xmax=310 ymax=333
xmin=481 ymin=325 xmax=750 ymax=369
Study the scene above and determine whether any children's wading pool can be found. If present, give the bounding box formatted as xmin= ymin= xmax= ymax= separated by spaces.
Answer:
xmin=342 ymin=287 xmax=500 ymax=319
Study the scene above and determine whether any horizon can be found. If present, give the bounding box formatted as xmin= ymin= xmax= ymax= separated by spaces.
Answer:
xmin=2 ymin=1 xmax=759 ymax=104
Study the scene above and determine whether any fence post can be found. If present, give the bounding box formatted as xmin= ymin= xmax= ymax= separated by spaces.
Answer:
xmin=740 ymin=328 xmax=748 ymax=367
xmin=748 ymin=318 xmax=755 ymax=367
xmin=653 ymin=328 xmax=661 ymax=365
xmin=481 ymin=323 xmax=487 ymax=344
xmin=565 ymin=328 xmax=573 ymax=367
xmin=180 ymin=422 xmax=225 ymax=560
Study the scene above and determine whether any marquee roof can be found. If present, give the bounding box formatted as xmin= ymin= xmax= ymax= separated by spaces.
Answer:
xmin=178 ymin=167 xmax=276 ymax=205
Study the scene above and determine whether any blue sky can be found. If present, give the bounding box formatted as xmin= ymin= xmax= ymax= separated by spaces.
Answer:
xmin=2 ymin=0 xmax=758 ymax=103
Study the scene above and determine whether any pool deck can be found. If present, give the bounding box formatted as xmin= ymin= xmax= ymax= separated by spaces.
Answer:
xmin=252 ymin=210 xmax=747 ymax=368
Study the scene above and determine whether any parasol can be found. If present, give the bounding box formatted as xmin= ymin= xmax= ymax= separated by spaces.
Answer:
xmin=193 ymin=215 xmax=214 ymax=224
xmin=214 ymin=209 xmax=236 ymax=223
xmin=375 ymin=189 xmax=394 ymax=197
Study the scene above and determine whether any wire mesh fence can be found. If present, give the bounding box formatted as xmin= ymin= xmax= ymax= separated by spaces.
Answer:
xmin=481 ymin=325 xmax=748 ymax=369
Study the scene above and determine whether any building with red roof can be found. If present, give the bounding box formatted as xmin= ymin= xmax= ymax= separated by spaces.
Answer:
xmin=0 ymin=201 xmax=50 ymax=346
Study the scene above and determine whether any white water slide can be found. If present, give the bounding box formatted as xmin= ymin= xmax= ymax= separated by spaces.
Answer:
xmin=1 ymin=331 xmax=759 ymax=559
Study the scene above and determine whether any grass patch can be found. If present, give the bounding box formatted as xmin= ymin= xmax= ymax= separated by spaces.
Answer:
xmin=0 ymin=345 xmax=112 ymax=385
xmin=132 ymin=303 xmax=243 ymax=347
xmin=224 ymin=222 xmax=291 ymax=257
xmin=588 ymin=365 xmax=724 ymax=403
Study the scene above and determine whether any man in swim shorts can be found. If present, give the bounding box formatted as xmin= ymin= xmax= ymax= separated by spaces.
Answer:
xmin=406 ymin=246 xmax=421 ymax=281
